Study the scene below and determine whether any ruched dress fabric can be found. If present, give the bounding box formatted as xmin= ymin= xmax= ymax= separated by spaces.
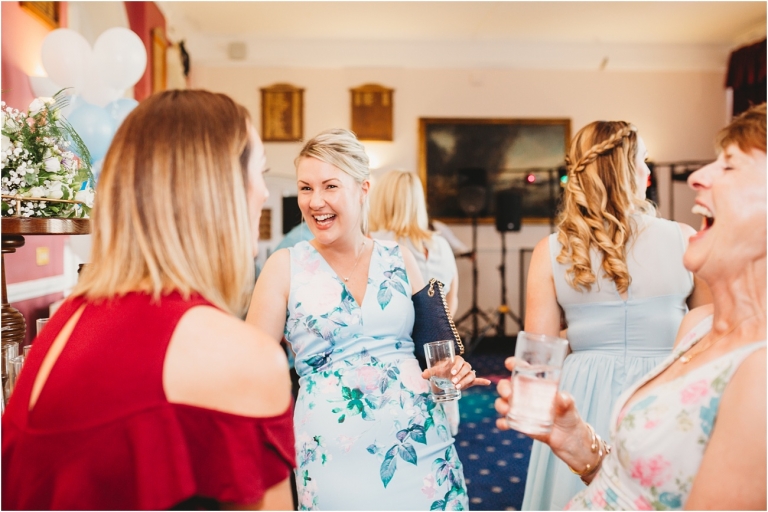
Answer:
xmin=566 ymin=316 xmax=766 ymax=510
xmin=523 ymin=214 xmax=693 ymax=511
xmin=285 ymin=240 xmax=468 ymax=511
xmin=2 ymin=292 xmax=295 ymax=510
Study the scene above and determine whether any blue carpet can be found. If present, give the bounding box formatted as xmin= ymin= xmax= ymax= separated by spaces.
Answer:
xmin=454 ymin=354 xmax=532 ymax=511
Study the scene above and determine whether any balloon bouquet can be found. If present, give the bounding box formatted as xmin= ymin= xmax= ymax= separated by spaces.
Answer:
xmin=37 ymin=27 xmax=147 ymax=180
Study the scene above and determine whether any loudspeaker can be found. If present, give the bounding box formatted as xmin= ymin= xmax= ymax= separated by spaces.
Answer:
xmin=495 ymin=189 xmax=523 ymax=232
xmin=457 ymin=168 xmax=488 ymax=215
xmin=282 ymin=196 xmax=302 ymax=235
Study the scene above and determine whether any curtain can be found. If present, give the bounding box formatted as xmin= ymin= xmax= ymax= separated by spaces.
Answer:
xmin=726 ymin=38 xmax=767 ymax=116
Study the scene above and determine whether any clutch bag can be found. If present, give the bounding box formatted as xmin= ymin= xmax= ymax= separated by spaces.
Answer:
xmin=411 ymin=278 xmax=464 ymax=369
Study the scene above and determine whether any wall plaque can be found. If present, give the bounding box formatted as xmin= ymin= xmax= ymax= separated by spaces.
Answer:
xmin=260 ymin=83 xmax=304 ymax=142
xmin=350 ymin=84 xmax=393 ymax=141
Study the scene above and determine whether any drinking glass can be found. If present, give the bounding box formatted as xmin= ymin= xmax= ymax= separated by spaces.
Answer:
xmin=7 ymin=355 xmax=24 ymax=402
xmin=424 ymin=339 xmax=461 ymax=402
xmin=36 ymin=318 xmax=49 ymax=337
xmin=2 ymin=341 xmax=19 ymax=404
xmin=506 ymin=331 xmax=569 ymax=435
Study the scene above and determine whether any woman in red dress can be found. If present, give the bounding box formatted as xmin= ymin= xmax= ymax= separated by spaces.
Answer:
xmin=2 ymin=90 xmax=295 ymax=510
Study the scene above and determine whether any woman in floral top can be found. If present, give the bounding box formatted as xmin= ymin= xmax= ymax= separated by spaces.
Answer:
xmin=495 ymin=103 xmax=766 ymax=510
xmin=247 ymin=128 xmax=490 ymax=510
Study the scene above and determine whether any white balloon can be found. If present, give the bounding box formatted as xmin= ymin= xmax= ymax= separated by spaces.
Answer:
xmin=93 ymin=28 xmax=147 ymax=90
xmin=40 ymin=29 xmax=92 ymax=92
xmin=80 ymin=61 xmax=123 ymax=108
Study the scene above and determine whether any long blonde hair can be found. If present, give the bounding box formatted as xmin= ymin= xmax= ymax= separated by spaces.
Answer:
xmin=369 ymin=170 xmax=433 ymax=253
xmin=295 ymin=128 xmax=370 ymax=234
xmin=73 ymin=90 xmax=256 ymax=317
xmin=556 ymin=120 xmax=655 ymax=293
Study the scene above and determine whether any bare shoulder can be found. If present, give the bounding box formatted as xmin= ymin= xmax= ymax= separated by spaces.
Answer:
xmin=164 ymin=305 xmax=292 ymax=418
xmin=530 ymin=236 xmax=553 ymax=276
xmin=262 ymin=247 xmax=291 ymax=276
xmin=673 ymin=304 xmax=715 ymax=349
xmin=399 ymin=242 xmax=426 ymax=293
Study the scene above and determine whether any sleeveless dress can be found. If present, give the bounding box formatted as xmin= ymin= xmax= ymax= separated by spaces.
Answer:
xmin=2 ymin=292 xmax=295 ymax=510
xmin=523 ymin=214 xmax=693 ymax=510
xmin=566 ymin=315 xmax=766 ymax=510
xmin=285 ymin=239 xmax=468 ymax=511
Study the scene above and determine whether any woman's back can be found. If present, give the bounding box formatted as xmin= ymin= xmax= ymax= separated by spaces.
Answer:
xmin=2 ymin=292 xmax=294 ymax=510
xmin=552 ymin=214 xmax=693 ymax=355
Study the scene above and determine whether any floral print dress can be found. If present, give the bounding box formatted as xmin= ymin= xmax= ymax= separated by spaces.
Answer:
xmin=566 ymin=315 xmax=766 ymax=510
xmin=286 ymin=240 xmax=468 ymax=511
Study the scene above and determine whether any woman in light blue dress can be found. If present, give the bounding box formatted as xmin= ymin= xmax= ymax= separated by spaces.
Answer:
xmin=521 ymin=121 xmax=711 ymax=510
xmin=247 ymin=128 xmax=489 ymax=510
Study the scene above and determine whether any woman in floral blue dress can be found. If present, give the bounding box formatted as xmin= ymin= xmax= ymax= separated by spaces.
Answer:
xmin=247 ymin=128 xmax=489 ymax=511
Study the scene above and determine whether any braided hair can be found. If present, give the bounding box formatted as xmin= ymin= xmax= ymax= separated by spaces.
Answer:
xmin=556 ymin=121 xmax=656 ymax=294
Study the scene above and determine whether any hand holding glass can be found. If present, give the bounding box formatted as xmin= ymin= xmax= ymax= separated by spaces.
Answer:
xmin=424 ymin=340 xmax=461 ymax=402
xmin=506 ymin=331 xmax=569 ymax=435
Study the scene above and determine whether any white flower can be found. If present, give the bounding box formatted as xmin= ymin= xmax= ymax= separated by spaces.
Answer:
xmin=75 ymin=188 xmax=94 ymax=207
xmin=46 ymin=181 xmax=63 ymax=199
xmin=1 ymin=135 xmax=10 ymax=153
xmin=28 ymin=98 xmax=45 ymax=115
xmin=43 ymin=157 xmax=61 ymax=172
xmin=28 ymin=187 xmax=45 ymax=198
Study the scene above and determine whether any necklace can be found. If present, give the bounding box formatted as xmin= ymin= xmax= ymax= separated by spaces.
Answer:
xmin=341 ymin=240 xmax=367 ymax=283
xmin=679 ymin=315 xmax=755 ymax=364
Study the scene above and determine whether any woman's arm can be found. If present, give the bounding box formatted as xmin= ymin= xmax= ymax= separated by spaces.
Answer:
xmin=525 ymin=237 xmax=562 ymax=337
xmin=446 ymin=271 xmax=459 ymax=317
xmin=245 ymin=249 xmax=291 ymax=344
xmin=685 ymin=348 xmax=766 ymax=510
xmin=402 ymin=245 xmax=426 ymax=295
xmin=221 ymin=477 xmax=293 ymax=510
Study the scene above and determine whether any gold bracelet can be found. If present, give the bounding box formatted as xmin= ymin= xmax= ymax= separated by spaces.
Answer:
xmin=568 ymin=423 xmax=601 ymax=477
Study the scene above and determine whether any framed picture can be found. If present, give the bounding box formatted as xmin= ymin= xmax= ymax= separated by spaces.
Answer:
xmin=261 ymin=83 xmax=304 ymax=142
xmin=151 ymin=27 xmax=167 ymax=93
xmin=20 ymin=2 xmax=60 ymax=28
xmin=350 ymin=84 xmax=393 ymax=141
xmin=418 ymin=117 xmax=571 ymax=224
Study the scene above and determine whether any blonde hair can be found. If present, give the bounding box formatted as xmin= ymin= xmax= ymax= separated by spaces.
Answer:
xmin=369 ymin=170 xmax=433 ymax=252
xmin=557 ymin=120 xmax=656 ymax=293
xmin=295 ymin=128 xmax=370 ymax=234
xmin=73 ymin=90 xmax=256 ymax=317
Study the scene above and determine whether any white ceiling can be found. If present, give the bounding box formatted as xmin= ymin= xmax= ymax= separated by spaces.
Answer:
xmin=157 ymin=1 xmax=767 ymax=70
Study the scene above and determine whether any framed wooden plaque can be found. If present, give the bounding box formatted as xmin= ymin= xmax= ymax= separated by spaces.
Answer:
xmin=261 ymin=84 xmax=304 ymax=142
xmin=20 ymin=2 xmax=60 ymax=28
xmin=350 ymin=84 xmax=393 ymax=141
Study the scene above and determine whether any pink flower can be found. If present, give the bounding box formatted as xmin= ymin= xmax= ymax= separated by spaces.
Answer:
xmin=644 ymin=419 xmax=660 ymax=429
xmin=591 ymin=489 xmax=607 ymax=507
xmin=631 ymin=455 xmax=671 ymax=488
xmin=294 ymin=272 xmax=343 ymax=316
xmin=634 ymin=496 xmax=653 ymax=510
xmin=421 ymin=474 xmax=437 ymax=499
xmin=346 ymin=365 xmax=383 ymax=393
xmin=680 ymin=379 xmax=709 ymax=405
xmin=400 ymin=359 xmax=430 ymax=394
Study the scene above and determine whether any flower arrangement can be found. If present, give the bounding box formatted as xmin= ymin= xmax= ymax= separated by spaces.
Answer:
xmin=1 ymin=90 xmax=95 ymax=218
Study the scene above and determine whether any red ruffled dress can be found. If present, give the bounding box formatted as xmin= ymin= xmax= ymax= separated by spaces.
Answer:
xmin=2 ymin=292 xmax=295 ymax=510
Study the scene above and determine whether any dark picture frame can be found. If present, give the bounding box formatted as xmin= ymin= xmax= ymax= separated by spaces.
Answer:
xmin=418 ymin=117 xmax=571 ymax=224
xmin=260 ymin=83 xmax=304 ymax=142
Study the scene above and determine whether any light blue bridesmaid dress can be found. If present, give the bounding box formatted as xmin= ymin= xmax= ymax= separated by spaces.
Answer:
xmin=522 ymin=214 xmax=694 ymax=510
xmin=285 ymin=239 xmax=469 ymax=511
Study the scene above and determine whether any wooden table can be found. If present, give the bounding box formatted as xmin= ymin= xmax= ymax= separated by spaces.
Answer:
xmin=1 ymin=218 xmax=90 ymax=345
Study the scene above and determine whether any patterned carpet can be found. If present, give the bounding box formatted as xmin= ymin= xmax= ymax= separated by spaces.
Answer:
xmin=454 ymin=352 xmax=533 ymax=511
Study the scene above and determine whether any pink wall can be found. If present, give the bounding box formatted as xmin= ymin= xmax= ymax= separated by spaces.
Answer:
xmin=2 ymin=2 xmax=69 ymax=343
xmin=125 ymin=2 xmax=166 ymax=101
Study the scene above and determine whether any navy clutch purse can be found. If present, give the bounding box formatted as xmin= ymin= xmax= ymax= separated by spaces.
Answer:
xmin=411 ymin=278 xmax=465 ymax=370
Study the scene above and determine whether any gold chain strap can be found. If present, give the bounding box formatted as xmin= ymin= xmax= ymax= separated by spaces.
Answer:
xmin=427 ymin=278 xmax=464 ymax=355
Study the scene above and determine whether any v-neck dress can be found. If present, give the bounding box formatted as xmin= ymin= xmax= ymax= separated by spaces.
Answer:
xmin=523 ymin=214 xmax=694 ymax=511
xmin=565 ymin=315 xmax=765 ymax=510
xmin=285 ymin=239 xmax=468 ymax=511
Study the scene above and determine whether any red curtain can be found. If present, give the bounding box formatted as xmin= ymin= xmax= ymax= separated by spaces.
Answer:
xmin=726 ymin=38 xmax=766 ymax=116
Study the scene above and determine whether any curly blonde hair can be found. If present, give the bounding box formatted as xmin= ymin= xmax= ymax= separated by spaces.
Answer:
xmin=556 ymin=121 xmax=655 ymax=293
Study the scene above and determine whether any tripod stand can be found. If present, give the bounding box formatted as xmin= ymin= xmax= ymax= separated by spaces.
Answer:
xmin=454 ymin=214 xmax=496 ymax=348
xmin=492 ymin=230 xmax=523 ymax=337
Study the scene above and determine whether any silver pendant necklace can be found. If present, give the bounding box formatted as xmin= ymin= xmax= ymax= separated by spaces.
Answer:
xmin=342 ymin=240 xmax=367 ymax=283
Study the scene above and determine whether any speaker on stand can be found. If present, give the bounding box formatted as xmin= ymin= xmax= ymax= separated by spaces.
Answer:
xmin=492 ymin=189 xmax=524 ymax=339
xmin=453 ymin=169 xmax=496 ymax=349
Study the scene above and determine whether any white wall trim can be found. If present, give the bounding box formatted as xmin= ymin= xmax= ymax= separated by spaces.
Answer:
xmin=7 ymin=275 xmax=69 ymax=303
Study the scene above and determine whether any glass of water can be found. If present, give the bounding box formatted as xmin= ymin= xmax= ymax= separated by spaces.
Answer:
xmin=506 ymin=331 xmax=569 ymax=435
xmin=424 ymin=340 xmax=461 ymax=402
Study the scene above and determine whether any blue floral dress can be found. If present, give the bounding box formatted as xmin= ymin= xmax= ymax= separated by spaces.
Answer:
xmin=285 ymin=239 xmax=468 ymax=511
